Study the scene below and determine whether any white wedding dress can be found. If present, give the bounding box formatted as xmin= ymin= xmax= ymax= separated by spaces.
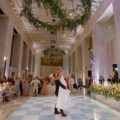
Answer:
xmin=56 ymin=75 xmax=71 ymax=110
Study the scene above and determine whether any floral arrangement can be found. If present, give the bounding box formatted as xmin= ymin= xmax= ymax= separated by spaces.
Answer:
xmin=21 ymin=0 xmax=93 ymax=32
xmin=89 ymin=84 xmax=120 ymax=101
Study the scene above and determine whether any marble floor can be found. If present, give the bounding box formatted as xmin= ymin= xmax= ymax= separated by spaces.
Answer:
xmin=2 ymin=96 xmax=120 ymax=120
xmin=0 ymin=97 xmax=29 ymax=120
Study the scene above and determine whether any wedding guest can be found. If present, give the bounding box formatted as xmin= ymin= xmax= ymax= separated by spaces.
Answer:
xmin=112 ymin=68 xmax=119 ymax=84
xmin=3 ymin=82 xmax=11 ymax=101
xmin=15 ymin=76 xmax=20 ymax=97
xmin=65 ymin=76 xmax=70 ymax=89
xmin=22 ymin=79 xmax=29 ymax=96
xmin=30 ymin=77 xmax=40 ymax=96
xmin=78 ymin=77 xmax=82 ymax=90
xmin=19 ymin=79 xmax=23 ymax=96
xmin=41 ymin=78 xmax=48 ymax=96
xmin=69 ymin=75 xmax=74 ymax=92
xmin=107 ymin=75 xmax=112 ymax=84
xmin=99 ymin=76 xmax=105 ymax=85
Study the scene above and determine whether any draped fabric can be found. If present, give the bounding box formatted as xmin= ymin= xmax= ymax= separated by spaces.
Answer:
xmin=56 ymin=75 xmax=71 ymax=109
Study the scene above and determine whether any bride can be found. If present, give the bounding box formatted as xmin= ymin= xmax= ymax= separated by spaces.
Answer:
xmin=56 ymin=71 xmax=71 ymax=116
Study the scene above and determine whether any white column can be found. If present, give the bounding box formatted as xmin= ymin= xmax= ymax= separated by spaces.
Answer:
xmin=71 ymin=52 xmax=75 ymax=74
xmin=68 ymin=55 xmax=72 ymax=74
xmin=0 ymin=15 xmax=8 ymax=69
xmin=26 ymin=48 xmax=29 ymax=70
xmin=75 ymin=48 xmax=78 ymax=83
xmin=31 ymin=53 xmax=36 ymax=75
xmin=63 ymin=54 xmax=69 ymax=75
xmin=34 ymin=54 xmax=40 ymax=77
xmin=75 ymin=49 xmax=78 ymax=74
xmin=4 ymin=19 xmax=14 ymax=77
xmin=71 ymin=54 xmax=73 ymax=74
xmin=92 ymin=24 xmax=109 ymax=83
xmin=77 ymin=46 xmax=82 ymax=78
xmin=81 ymin=39 xmax=90 ymax=85
xmin=18 ymin=39 xmax=23 ymax=77
xmin=31 ymin=53 xmax=33 ymax=74
xmin=113 ymin=0 xmax=120 ymax=75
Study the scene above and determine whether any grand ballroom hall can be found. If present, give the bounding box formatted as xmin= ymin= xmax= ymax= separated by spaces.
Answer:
xmin=1 ymin=0 xmax=120 ymax=120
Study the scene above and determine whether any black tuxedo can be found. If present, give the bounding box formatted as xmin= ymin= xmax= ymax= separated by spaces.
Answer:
xmin=55 ymin=80 xmax=66 ymax=96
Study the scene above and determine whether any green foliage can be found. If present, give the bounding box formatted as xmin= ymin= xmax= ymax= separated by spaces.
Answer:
xmin=21 ymin=0 xmax=92 ymax=32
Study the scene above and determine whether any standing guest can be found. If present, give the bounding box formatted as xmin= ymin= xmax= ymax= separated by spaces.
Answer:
xmin=0 ymin=83 xmax=4 ymax=102
xmin=0 ymin=77 xmax=4 ymax=84
xmin=15 ymin=76 xmax=20 ymax=97
xmin=30 ymin=77 xmax=40 ymax=96
xmin=73 ymin=77 xmax=78 ymax=93
xmin=65 ymin=76 xmax=70 ymax=89
xmin=8 ymin=75 xmax=15 ymax=86
xmin=78 ymin=77 xmax=82 ymax=90
xmin=38 ymin=78 xmax=42 ymax=94
xmin=70 ymin=75 xmax=74 ymax=93
xmin=22 ymin=79 xmax=29 ymax=96
xmin=99 ymin=76 xmax=105 ymax=85
xmin=19 ymin=79 xmax=23 ymax=96
xmin=112 ymin=68 xmax=119 ymax=84
xmin=3 ymin=82 xmax=11 ymax=102
xmin=41 ymin=78 xmax=48 ymax=96
xmin=107 ymin=75 xmax=112 ymax=84
xmin=2 ymin=76 xmax=7 ymax=83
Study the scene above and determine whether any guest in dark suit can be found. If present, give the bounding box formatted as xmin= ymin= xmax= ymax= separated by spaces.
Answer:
xmin=53 ymin=71 xmax=67 ymax=117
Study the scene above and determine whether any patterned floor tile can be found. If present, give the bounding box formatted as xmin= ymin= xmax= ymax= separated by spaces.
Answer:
xmin=7 ymin=96 xmax=120 ymax=120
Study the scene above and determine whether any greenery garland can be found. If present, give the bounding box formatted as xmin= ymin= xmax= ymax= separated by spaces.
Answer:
xmin=21 ymin=0 xmax=92 ymax=32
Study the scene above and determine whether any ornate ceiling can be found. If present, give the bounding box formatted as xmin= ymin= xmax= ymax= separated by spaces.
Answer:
xmin=8 ymin=0 xmax=103 ymax=54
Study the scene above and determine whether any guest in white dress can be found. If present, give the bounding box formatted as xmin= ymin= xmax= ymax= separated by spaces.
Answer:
xmin=30 ymin=77 xmax=40 ymax=96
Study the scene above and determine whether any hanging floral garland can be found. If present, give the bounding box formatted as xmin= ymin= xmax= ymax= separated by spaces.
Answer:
xmin=21 ymin=0 xmax=92 ymax=32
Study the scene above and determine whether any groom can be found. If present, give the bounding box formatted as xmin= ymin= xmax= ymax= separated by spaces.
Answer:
xmin=54 ymin=69 xmax=67 ymax=117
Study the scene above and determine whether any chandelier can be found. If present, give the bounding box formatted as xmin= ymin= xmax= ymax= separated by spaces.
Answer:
xmin=42 ymin=20 xmax=65 ymax=58
xmin=42 ymin=46 xmax=65 ymax=58
xmin=41 ymin=45 xmax=65 ymax=66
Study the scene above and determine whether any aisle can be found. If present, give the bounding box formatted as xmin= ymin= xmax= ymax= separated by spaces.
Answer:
xmin=8 ymin=96 xmax=120 ymax=120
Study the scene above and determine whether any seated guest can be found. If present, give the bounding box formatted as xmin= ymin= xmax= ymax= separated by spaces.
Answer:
xmin=10 ymin=84 xmax=16 ymax=97
xmin=3 ymin=82 xmax=11 ymax=102
xmin=8 ymin=77 xmax=15 ymax=86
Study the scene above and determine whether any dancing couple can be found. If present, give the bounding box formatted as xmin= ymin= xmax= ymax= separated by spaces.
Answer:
xmin=53 ymin=68 xmax=71 ymax=117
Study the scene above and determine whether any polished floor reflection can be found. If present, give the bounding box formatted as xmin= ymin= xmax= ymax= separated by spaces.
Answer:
xmin=6 ymin=96 xmax=120 ymax=120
